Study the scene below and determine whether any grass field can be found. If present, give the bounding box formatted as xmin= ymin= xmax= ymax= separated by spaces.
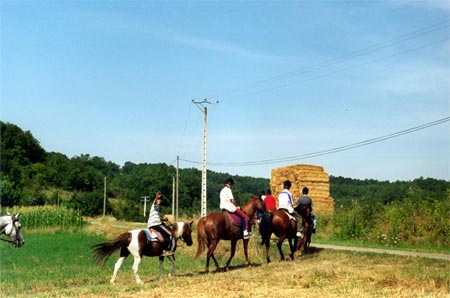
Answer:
xmin=1 ymin=219 xmax=449 ymax=298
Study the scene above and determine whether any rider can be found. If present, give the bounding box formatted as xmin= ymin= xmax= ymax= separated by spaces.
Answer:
xmin=295 ymin=187 xmax=317 ymax=233
xmin=220 ymin=178 xmax=251 ymax=239
xmin=277 ymin=180 xmax=303 ymax=238
xmin=147 ymin=190 xmax=175 ymax=255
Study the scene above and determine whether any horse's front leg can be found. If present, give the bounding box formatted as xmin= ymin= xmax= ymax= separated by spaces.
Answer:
xmin=132 ymin=255 xmax=144 ymax=284
xmin=225 ymin=240 xmax=237 ymax=271
xmin=110 ymin=256 xmax=126 ymax=284
xmin=167 ymin=255 xmax=176 ymax=277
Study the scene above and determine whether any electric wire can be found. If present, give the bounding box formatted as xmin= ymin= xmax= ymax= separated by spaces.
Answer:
xmin=179 ymin=117 xmax=450 ymax=166
xmin=195 ymin=19 xmax=449 ymax=101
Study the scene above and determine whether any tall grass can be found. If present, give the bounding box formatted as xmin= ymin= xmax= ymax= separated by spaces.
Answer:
xmin=318 ymin=196 xmax=450 ymax=250
xmin=5 ymin=206 xmax=84 ymax=229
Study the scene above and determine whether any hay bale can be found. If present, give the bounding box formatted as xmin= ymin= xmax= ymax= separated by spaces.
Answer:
xmin=270 ymin=164 xmax=334 ymax=215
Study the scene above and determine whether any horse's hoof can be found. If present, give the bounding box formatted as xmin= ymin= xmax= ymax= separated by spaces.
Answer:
xmin=110 ymin=280 xmax=116 ymax=285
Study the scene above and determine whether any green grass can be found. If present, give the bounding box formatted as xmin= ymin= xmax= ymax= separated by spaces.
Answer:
xmin=2 ymin=228 xmax=449 ymax=298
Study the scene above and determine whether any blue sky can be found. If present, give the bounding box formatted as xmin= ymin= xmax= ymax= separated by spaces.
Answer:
xmin=1 ymin=1 xmax=449 ymax=181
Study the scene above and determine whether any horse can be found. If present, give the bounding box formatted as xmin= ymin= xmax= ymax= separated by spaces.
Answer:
xmin=295 ymin=205 xmax=313 ymax=255
xmin=92 ymin=221 xmax=193 ymax=284
xmin=0 ymin=213 xmax=25 ymax=248
xmin=194 ymin=195 xmax=265 ymax=273
xmin=259 ymin=209 xmax=299 ymax=263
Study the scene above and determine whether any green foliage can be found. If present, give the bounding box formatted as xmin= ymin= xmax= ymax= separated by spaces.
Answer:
xmin=326 ymin=189 xmax=450 ymax=248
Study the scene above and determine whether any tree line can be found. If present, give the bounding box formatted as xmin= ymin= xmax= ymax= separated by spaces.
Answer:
xmin=1 ymin=121 xmax=448 ymax=227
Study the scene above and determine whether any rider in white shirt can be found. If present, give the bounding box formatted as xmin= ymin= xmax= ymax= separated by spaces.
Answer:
xmin=220 ymin=178 xmax=251 ymax=239
xmin=277 ymin=180 xmax=303 ymax=238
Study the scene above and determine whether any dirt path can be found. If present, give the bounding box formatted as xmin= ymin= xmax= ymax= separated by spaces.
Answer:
xmin=311 ymin=243 xmax=450 ymax=261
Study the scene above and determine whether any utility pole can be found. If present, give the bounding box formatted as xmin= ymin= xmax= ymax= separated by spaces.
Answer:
xmin=176 ymin=155 xmax=179 ymax=220
xmin=172 ymin=176 xmax=175 ymax=217
xmin=141 ymin=196 xmax=150 ymax=217
xmin=192 ymin=99 xmax=218 ymax=217
xmin=103 ymin=177 xmax=106 ymax=216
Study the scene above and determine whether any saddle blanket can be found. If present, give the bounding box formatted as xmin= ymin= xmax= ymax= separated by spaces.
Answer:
xmin=143 ymin=228 xmax=165 ymax=243
xmin=223 ymin=212 xmax=241 ymax=227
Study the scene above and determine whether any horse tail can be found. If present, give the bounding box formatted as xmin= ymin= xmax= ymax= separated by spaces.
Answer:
xmin=194 ymin=217 xmax=207 ymax=259
xmin=92 ymin=232 xmax=130 ymax=266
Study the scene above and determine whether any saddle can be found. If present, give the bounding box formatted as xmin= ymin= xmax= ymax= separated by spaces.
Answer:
xmin=279 ymin=209 xmax=297 ymax=222
xmin=143 ymin=228 xmax=166 ymax=243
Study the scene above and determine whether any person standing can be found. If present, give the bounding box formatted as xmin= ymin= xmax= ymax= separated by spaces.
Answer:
xmin=220 ymin=178 xmax=251 ymax=239
xmin=277 ymin=180 xmax=303 ymax=238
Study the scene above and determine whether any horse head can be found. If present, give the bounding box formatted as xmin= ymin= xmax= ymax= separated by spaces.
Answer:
xmin=176 ymin=221 xmax=193 ymax=246
xmin=1 ymin=213 xmax=25 ymax=248
xmin=242 ymin=195 xmax=266 ymax=218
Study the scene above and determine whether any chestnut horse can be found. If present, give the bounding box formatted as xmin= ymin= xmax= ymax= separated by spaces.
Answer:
xmin=259 ymin=209 xmax=299 ymax=263
xmin=194 ymin=195 xmax=265 ymax=273
xmin=295 ymin=205 xmax=313 ymax=255
xmin=92 ymin=221 xmax=193 ymax=284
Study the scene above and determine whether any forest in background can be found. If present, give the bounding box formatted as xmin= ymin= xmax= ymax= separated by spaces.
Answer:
xmin=1 ymin=121 xmax=449 ymax=247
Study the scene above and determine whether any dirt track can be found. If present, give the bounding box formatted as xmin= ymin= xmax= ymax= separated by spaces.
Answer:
xmin=311 ymin=243 xmax=450 ymax=260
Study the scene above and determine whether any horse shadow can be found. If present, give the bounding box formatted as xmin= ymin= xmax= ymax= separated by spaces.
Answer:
xmin=197 ymin=263 xmax=263 ymax=275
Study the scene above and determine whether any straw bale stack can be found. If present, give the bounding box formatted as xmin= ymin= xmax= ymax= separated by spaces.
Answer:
xmin=270 ymin=164 xmax=334 ymax=215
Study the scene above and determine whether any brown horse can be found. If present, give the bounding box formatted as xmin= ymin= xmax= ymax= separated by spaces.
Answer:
xmin=194 ymin=195 xmax=265 ymax=273
xmin=92 ymin=221 xmax=193 ymax=284
xmin=295 ymin=205 xmax=313 ymax=255
xmin=259 ymin=209 xmax=299 ymax=262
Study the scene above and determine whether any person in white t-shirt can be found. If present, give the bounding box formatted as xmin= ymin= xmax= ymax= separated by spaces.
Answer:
xmin=220 ymin=178 xmax=251 ymax=239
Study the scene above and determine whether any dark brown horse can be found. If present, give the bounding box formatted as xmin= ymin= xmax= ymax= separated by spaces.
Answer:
xmin=295 ymin=205 xmax=313 ymax=255
xmin=92 ymin=221 xmax=193 ymax=284
xmin=194 ymin=195 xmax=265 ymax=273
xmin=259 ymin=209 xmax=299 ymax=262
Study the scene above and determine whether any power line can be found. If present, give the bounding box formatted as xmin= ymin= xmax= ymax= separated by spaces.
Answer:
xmin=199 ymin=19 xmax=449 ymax=101
xmin=180 ymin=117 xmax=450 ymax=167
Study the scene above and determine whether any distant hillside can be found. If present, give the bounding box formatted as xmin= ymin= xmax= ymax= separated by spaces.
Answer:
xmin=1 ymin=121 xmax=448 ymax=221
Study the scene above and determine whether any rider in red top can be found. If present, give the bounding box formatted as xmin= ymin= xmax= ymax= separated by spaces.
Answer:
xmin=263 ymin=189 xmax=276 ymax=211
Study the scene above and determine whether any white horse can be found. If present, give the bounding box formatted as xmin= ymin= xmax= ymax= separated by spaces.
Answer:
xmin=0 ymin=213 xmax=25 ymax=247
xmin=92 ymin=221 xmax=193 ymax=284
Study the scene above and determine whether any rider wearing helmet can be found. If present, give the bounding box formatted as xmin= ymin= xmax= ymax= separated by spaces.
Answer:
xmin=220 ymin=178 xmax=251 ymax=239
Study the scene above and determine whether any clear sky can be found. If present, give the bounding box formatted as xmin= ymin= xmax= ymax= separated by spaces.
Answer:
xmin=1 ymin=1 xmax=449 ymax=181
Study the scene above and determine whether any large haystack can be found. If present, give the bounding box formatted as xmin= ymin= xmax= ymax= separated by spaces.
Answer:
xmin=270 ymin=164 xmax=334 ymax=215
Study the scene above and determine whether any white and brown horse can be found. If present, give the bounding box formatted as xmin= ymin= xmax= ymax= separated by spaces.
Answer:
xmin=0 ymin=213 xmax=25 ymax=248
xmin=92 ymin=221 xmax=193 ymax=284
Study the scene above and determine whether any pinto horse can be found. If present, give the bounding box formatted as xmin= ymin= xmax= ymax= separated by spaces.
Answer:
xmin=0 ymin=213 xmax=25 ymax=248
xmin=259 ymin=209 xmax=299 ymax=263
xmin=92 ymin=221 xmax=193 ymax=284
xmin=194 ymin=195 xmax=265 ymax=273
